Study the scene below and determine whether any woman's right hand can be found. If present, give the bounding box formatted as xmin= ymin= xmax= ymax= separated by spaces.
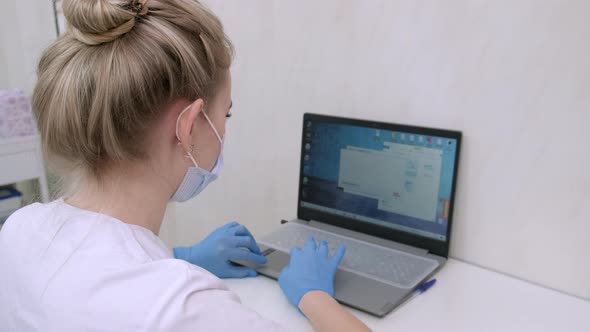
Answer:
xmin=278 ymin=237 xmax=346 ymax=309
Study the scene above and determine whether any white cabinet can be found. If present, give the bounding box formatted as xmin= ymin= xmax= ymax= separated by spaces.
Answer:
xmin=0 ymin=136 xmax=50 ymax=203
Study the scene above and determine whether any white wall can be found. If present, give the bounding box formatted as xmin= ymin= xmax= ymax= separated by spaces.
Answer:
xmin=168 ymin=0 xmax=590 ymax=299
xmin=0 ymin=0 xmax=56 ymax=93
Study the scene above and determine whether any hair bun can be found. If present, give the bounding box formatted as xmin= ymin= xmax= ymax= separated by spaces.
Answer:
xmin=62 ymin=0 xmax=146 ymax=45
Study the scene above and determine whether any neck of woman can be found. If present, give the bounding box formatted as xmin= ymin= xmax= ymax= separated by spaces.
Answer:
xmin=65 ymin=163 xmax=175 ymax=235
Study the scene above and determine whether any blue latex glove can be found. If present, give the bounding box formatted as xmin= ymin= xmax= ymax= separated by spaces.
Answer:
xmin=173 ymin=221 xmax=267 ymax=278
xmin=278 ymin=236 xmax=346 ymax=309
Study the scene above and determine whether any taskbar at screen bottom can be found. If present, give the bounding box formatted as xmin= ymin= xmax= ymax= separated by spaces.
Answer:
xmin=300 ymin=201 xmax=446 ymax=241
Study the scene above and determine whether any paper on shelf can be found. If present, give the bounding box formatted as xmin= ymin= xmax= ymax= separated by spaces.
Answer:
xmin=0 ymin=89 xmax=37 ymax=139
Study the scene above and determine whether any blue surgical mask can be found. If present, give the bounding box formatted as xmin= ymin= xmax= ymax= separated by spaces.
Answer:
xmin=171 ymin=104 xmax=224 ymax=202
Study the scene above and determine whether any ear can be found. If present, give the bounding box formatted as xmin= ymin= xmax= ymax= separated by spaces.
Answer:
xmin=176 ymin=99 xmax=204 ymax=153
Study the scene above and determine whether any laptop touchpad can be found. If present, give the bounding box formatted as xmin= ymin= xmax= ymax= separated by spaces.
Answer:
xmin=255 ymin=248 xmax=289 ymax=280
xmin=255 ymin=248 xmax=408 ymax=317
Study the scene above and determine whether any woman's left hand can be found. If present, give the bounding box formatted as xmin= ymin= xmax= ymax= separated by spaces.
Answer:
xmin=173 ymin=221 xmax=268 ymax=278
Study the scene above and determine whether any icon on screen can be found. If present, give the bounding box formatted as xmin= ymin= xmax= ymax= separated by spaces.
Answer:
xmin=391 ymin=132 xmax=397 ymax=140
xmin=306 ymin=121 xmax=312 ymax=128
xmin=400 ymin=133 xmax=406 ymax=140
xmin=303 ymin=165 xmax=311 ymax=174
xmin=418 ymin=136 xmax=423 ymax=142
xmin=427 ymin=137 xmax=433 ymax=144
xmin=447 ymin=139 xmax=452 ymax=145
xmin=437 ymin=138 xmax=442 ymax=145
xmin=409 ymin=135 xmax=415 ymax=142
xmin=304 ymin=154 xmax=310 ymax=161
xmin=303 ymin=177 xmax=309 ymax=184
xmin=305 ymin=143 xmax=311 ymax=150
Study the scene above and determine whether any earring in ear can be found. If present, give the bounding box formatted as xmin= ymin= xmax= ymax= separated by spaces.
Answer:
xmin=185 ymin=143 xmax=196 ymax=160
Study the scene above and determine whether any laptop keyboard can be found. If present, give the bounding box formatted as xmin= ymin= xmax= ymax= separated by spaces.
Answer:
xmin=259 ymin=223 xmax=439 ymax=289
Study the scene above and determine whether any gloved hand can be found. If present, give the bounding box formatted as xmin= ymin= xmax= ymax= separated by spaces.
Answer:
xmin=278 ymin=236 xmax=346 ymax=309
xmin=173 ymin=221 xmax=267 ymax=278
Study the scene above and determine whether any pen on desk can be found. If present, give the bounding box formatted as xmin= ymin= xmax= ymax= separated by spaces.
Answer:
xmin=415 ymin=278 xmax=436 ymax=294
xmin=395 ymin=279 xmax=437 ymax=312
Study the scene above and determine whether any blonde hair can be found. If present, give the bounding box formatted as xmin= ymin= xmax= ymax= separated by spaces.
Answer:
xmin=32 ymin=0 xmax=233 ymax=191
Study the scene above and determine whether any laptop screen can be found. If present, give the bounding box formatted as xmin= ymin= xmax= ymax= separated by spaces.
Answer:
xmin=299 ymin=116 xmax=460 ymax=242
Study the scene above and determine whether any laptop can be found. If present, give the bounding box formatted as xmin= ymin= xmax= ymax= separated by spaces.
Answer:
xmin=247 ymin=113 xmax=461 ymax=317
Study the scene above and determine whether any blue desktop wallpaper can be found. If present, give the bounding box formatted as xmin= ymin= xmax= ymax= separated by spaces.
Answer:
xmin=300 ymin=121 xmax=458 ymax=241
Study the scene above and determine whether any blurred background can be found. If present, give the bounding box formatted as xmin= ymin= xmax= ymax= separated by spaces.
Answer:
xmin=1 ymin=0 xmax=588 ymax=301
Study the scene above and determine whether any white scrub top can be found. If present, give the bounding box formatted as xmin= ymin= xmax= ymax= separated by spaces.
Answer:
xmin=0 ymin=200 xmax=287 ymax=332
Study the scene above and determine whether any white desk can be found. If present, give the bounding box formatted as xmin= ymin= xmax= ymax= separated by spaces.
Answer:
xmin=224 ymin=259 xmax=590 ymax=331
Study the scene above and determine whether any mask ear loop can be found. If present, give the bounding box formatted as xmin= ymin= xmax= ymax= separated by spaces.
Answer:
xmin=176 ymin=103 xmax=199 ymax=167
xmin=201 ymin=110 xmax=223 ymax=144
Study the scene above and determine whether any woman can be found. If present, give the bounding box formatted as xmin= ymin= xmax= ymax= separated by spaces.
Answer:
xmin=0 ymin=0 xmax=371 ymax=331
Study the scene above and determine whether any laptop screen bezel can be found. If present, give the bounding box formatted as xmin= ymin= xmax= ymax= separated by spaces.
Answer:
xmin=297 ymin=113 xmax=462 ymax=258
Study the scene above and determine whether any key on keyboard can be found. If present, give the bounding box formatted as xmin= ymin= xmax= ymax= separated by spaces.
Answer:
xmin=259 ymin=223 xmax=438 ymax=289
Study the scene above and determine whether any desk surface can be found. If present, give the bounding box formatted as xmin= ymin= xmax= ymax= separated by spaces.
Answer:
xmin=224 ymin=259 xmax=590 ymax=331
